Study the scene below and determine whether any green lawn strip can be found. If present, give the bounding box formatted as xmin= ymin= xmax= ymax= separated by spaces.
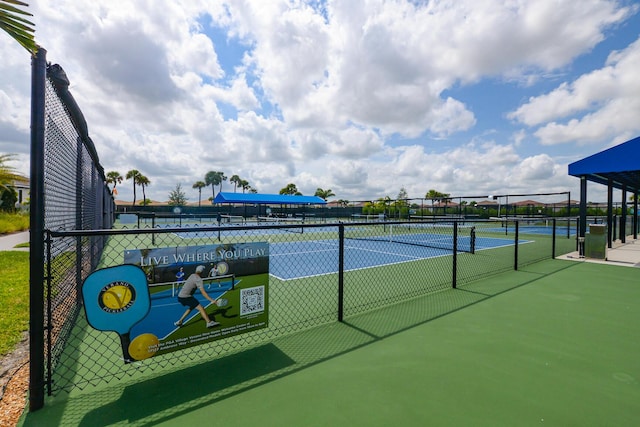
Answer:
xmin=0 ymin=251 xmax=30 ymax=356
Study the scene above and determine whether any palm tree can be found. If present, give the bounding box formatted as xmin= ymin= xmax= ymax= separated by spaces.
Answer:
xmin=192 ymin=180 xmax=206 ymax=207
xmin=204 ymin=171 xmax=226 ymax=201
xmin=0 ymin=0 xmax=37 ymax=54
xmin=280 ymin=183 xmax=302 ymax=195
xmin=137 ymin=174 xmax=150 ymax=205
xmin=205 ymin=171 xmax=217 ymax=201
xmin=126 ymin=169 xmax=141 ymax=206
xmin=229 ymin=174 xmax=241 ymax=192
xmin=106 ymin=171 xmax=123 ymax=196
xmin=0 ymin=153 xmax=26 ymax=191
xmin=314 ymin=188 xmax=335 ymax=201
xmin=217 ymin=172 xmax=227 ymax=195
xmin=240 ymin=179 xmax=250 ymax=193
xmin=425 ymin=189 xmax=449 ymax=216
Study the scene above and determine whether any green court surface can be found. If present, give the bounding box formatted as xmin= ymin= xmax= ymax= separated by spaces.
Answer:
xmin=19 ymin=259 xmax=640 ymax=426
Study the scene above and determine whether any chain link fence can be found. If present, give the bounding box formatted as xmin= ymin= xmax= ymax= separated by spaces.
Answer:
xmin=29 ymin=48 xmax=576 ymax=409
xmin=30 ymin=49 xmax=115 ymax=410
xmin=41 ymin=217 xmax=573 ymax=396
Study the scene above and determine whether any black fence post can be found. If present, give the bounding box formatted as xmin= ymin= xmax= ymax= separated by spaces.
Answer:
xmin=29 ymin=47 xmax=47 ymax=412
xmin=552 ymin=218 xmax=557 ymax=259
xmin=514 ymin=220 xmax=519 ymax=271
xmin=338 ymin=223 xmax=345 ymax=321
xmin=452 ymin=221 xmax=458 ymax=288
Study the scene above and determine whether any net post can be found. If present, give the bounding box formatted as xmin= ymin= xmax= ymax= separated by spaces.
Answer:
xmin=452 ymin=221 xmax=457 ymax=288
xmin=338 ymin=223 xmax=345 ymax=321
xmin=514 ymin=220 xmax=519 ymax=270
xmin=470 ymin=226 xmax=476 ymax=254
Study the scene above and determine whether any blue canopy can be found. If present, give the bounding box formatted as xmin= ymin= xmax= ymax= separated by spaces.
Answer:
xmin=568 ymin=136 xmax=640 ymax=190
xmin=214 ymin=192 xmax=326 ymax=205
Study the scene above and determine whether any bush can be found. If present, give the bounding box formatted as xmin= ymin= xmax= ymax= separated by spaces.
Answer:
xmin=0 ymin=212 xmax=29 ymax=234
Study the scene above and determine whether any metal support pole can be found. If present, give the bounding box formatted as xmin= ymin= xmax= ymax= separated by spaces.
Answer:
xmin=607 ymin=179 xmax=613 ymax=248
xmin=552 ymin=218 xmax=557 ymax=259
xmin=579 ymin=177 xmax=587 ymax=256
xmin=29 ymin=47 xmax=47 ymax=412
xmin=567 ymin=192 xmax=571 ymax=238
xmin=621 ymin=188 xmax=627 ymax=243
xmin=452 ymin=221 xmax=458 ymax=288
xmin=338 ymin=224 xmax=345 ymax=321
xmin=634 ymin=189 xmax=639 ymax=239
xmin=514 ymin=220 xmax=519 ymax=270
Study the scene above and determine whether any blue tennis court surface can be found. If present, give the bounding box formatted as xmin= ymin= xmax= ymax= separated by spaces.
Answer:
xmin=487 ymin=226 xmax=576 ymax=235
xmin=130 ymin=280 xmax=236 ymax=340
xmin=269 ymin=236 xmax=524 ymax=280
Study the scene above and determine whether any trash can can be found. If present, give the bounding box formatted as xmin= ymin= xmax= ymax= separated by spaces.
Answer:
xmin=585 ymin=224 xmax=607 ymax=259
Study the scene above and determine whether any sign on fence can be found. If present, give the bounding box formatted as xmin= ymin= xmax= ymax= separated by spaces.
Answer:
xmin=83 ymin=242 xmax=269 ymax=363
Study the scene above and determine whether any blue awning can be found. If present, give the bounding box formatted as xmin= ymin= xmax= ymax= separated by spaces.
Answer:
xmin=568 ymin=136 xmax=640 ymax=190
xmin=213 ymin=192 xmax=327 ymax=205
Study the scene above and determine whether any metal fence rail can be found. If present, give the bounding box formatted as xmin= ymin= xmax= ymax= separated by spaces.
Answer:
xmin=42 ymin=218 xmax=573 ymax=396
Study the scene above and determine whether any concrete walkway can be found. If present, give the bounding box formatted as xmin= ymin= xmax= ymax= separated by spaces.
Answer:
xmin=557 ymin=235 xmax=640 ymax=267
xmin=0 ymin=231 xmax=29 ymax=251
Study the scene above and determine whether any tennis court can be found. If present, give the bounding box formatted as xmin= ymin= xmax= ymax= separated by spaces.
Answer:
xmin=269 ymin=233 xmax=525 ymax=280
xmin=486 ymin=218 xmax=577 ymax=236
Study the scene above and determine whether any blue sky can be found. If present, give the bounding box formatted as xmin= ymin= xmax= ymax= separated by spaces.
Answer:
xmin=1 ymin=0 xmax=640 ymax=205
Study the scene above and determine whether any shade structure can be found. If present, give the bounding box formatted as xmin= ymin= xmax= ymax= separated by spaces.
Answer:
xmin=213 ymin=192 xmax=327 ymax=205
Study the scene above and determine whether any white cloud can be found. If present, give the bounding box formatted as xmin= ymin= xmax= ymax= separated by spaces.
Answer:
xmin=3 ymin=0 xmax=635 ymax=204
xmin=509 ymin=36 xmax=640 ymax=145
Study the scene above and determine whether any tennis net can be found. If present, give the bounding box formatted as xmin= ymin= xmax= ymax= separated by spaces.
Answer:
xmin=345 ymin=222 xmax=475 ymax=253
xmin=220 ymin=214 xmax=246 ymax=225
xmin=257 ymin=216 xmax=304 ymax=233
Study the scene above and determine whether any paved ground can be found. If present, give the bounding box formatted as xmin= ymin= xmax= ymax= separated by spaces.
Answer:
xmin=0 ymin=232 xmax=29 ymax=252
xmin=557 ymin=236 xmax=640 ymax=268
xmin=16 ymin=258 xmax=640 ymax=426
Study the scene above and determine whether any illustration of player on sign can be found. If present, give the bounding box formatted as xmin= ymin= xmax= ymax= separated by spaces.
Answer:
xmin=174 ymin=265 xmax=221 ymax=328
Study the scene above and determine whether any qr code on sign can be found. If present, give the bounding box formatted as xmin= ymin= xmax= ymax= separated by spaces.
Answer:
xmin=240 ymin=286 xmax=265 ymax=316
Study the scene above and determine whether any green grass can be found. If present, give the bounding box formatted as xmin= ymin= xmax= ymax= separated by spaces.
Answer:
xmin=0 ymin=251 xmax=30 ymax=356
xmin=0 ymin=212 xmax=29 ymax=234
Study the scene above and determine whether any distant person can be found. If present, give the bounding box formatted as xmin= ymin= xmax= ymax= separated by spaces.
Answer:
xmin=175 ymin=267 xmax=185 ymax=283
xmin=174 ymin=265 xmax=220 ymax=328
xmin=217 ymin=213 xmax=222 ymax=226
xmin=209 ymin=263 xmax=219 ymax=277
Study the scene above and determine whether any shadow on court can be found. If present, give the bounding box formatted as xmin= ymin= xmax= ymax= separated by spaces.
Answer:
xmin=78 ymin=344 xmax=295 ymax=426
